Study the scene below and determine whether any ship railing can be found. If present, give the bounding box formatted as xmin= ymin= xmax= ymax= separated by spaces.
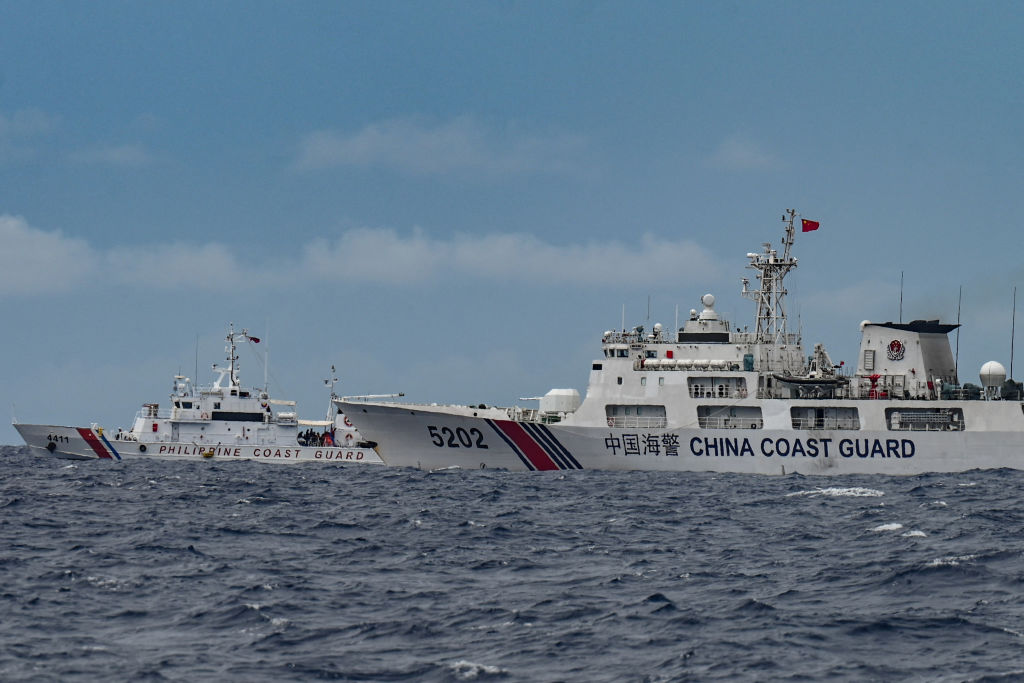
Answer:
xmin=135 ymin=407 xmax=173 ymax=420
xmin=791 ymin=418 xmax=861 ymax=430
xmin=729 ymin=332 xmax=801 ymax=345
xmin=603 ymin=331 xmax=668 ymax=345
xmin=634 ymin=360 xmax=745 ymax=372
xmin=689 ymin=387 xmax=749 ymax=399
xmin=697 ymin=417 xmax=764 ymax=429
xmin=606 ymin=416 xmax=669 ymax=429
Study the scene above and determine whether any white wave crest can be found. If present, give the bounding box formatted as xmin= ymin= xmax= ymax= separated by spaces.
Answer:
xmin=450 ymin=660 xmax=507 ymax=679
xmin=901 ymin=530 xmax=927 ymax=538
xmin=926 ymin=554 xmax=976 ymax=567
xmin=870 ymin=523 xmax=904 ymax=532
xmin=786 ymin=487 xmax=884 ymax=498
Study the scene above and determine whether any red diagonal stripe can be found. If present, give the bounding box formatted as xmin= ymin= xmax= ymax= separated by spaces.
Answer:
xmin=494 ymin=420 xmax=559 ymax=471
xmin=77 ymin=427 xmax=112 ymax=459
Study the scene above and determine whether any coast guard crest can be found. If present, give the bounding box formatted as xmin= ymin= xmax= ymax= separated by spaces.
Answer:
xmin=886 ymin=339 xmax=906 ymax=361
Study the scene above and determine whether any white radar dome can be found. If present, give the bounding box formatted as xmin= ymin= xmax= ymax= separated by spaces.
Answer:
xmin=702 ymin=293 xmax=715 ymax=308
xmin=980 ymin=361 xmax=1007 ymax=389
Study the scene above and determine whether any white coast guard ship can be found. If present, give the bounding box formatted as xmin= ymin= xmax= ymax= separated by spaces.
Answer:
xmin=339 ymin=210 xmax=1024 ymax=475
xmin=14 ymin=325 xmax=383 ymax=465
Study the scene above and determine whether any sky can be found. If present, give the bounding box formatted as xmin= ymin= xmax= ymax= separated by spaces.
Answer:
xmin=3 ymin=1 xmax=1024 ymax=444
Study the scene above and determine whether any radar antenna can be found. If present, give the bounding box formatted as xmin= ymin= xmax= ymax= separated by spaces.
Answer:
xmin=741 ymin=209 xmax=800 ymax=344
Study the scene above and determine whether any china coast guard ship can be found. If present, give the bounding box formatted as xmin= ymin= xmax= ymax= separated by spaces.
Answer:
xmin=338 ymin=211 xmax=1024 ymax=475
xmin=15 ymin=325 xmax=383 ymax=465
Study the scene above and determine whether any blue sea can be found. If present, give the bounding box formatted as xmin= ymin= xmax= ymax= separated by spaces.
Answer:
xmin=2 ymin=445 xmax=1024 ymax=682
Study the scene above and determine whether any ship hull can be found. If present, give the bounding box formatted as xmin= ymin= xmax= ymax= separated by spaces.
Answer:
xmin=341 ymin=402 xmax=1024 ymax=475
xmin=14 ymin=423 xmax=384 ymax=465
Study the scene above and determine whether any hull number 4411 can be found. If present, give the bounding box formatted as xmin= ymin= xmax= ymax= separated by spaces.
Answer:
xmin=428 ymin=425 xmax=489 ymax=449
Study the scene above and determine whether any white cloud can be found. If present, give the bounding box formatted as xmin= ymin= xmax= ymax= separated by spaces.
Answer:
xmin=291 ymin=227 xmax=722 ymax=286
xmin=1 ymin=216 xmax=725 ymax=297
xmin=0 ymin=215 xmax=94 ymax=294
xmin=707 ymin=135 xmax=778 ymax=170
xmin=107 ymin=243 xmax=248 ymax=289
xmin=69 ymin=144 xmax=153 ymax=167
xmin=293 ymin=116 xmax=587 ymax=175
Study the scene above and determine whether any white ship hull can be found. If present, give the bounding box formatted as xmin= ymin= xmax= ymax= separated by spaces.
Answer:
xmin=341 ymin=401 xmax=1024 ymax=475
xmin=338 ymin=212 xmax=1024 ymax=477
xmin=14 ymin=423 xmax=383 ymax=465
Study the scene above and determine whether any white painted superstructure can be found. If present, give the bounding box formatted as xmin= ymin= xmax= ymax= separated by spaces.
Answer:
xmin=15 ymin=325 xmax=383 ymax=465
xmin=339 ymin=211 xmax=1024 ymax=474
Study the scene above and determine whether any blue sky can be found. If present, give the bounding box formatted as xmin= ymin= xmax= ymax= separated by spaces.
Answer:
xmin=3 ymin=1 xmax=1024 ymax=443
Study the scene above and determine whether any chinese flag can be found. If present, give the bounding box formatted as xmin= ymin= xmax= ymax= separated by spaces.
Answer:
xmin=801 ymin=219 xmax=820 ymax=232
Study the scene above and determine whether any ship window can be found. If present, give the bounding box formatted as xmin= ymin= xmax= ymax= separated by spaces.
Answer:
xmin=605 ymin=404 xmax=667 ymax=428
xmin=592 ymin=363 xmax=603 ymax=370
xmin=790 ymin=406 xmax=860 ymax=430
xmin=886 ymin=407 xmax=964 ymax=431
xmin=616 ymin=349 xmax=629 ymax=358
xmin=864 ymin=349 xmax=875 ymax=371
xmin=645 ymin=350 xmax=657 ymax=359
xmin=617 ymin=377 xmax=623 ymax=385
xmin=640 ymin=377 xmax=647 ymax=386
xmin=659 ymin=377 xmax=665 ymax=386
xmin=214 ymin=402 xmax=221 ymax=409
xmin=182 ymin=402 xmax=193 ymax=409
xmin=698 ymin=405 xmax=763 ymax=429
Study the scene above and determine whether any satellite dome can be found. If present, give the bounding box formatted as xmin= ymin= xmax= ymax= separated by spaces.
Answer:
xmin=980 ymin=361 xmax=1007 ymax=389
xmin=702 ymin=293 xmax=715 ymax=308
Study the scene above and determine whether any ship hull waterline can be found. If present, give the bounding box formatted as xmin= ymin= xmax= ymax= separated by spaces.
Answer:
xmin=14 ymin=423 xmax=384 ymax=465
xmin=340 ymin=401 xmax=1021 ymax=475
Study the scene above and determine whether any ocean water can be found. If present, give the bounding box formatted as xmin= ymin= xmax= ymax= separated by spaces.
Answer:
xmin=2 ymin=445 xmax=1024 ymax=682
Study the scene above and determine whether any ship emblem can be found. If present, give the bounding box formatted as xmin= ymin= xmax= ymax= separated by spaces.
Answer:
xmin=886 ymin=339 xmax=906 ymax=361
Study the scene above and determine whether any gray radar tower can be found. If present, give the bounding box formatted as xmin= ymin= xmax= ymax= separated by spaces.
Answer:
xmin=741 ymin=209 xmax=800 ymax=345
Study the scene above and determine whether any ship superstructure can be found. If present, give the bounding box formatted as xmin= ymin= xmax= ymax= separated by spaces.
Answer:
xmin=15 ymin=324 xmax=383 ymax=465
xmin=339 ymin=211 xmax=1024 ymax=474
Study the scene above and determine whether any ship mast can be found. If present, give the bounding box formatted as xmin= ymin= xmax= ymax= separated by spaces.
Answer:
xmin=224 ymin=323 xmax=259 ymax=388
xmin=741 ymin=209 xmax=799 ymax=344
xmin=226 ymin=323 xmax=240 ymax=388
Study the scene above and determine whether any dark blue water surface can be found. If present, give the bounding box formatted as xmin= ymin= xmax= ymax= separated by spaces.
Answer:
xmin=3 ymin=445 xmax=1024 ymax=681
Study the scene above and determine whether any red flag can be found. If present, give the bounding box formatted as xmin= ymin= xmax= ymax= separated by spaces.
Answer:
xmin=801 ymin=219 xmax=820 ymax=233
xmin=249 ymin=336 xmax=261 ymax=344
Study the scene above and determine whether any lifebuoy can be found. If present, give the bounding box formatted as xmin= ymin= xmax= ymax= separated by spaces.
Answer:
xmin=345 ymin=433 xmax=354 ymax=444
xmin=201 ymin=412 xmax=209 ymax=420
xmin=607 ymin=417 xmax=614 ymax=427
xmin=343 ymin=416 xmax=353 ymax=427
xmin=139 ymin=444 xmax=147 ymax=453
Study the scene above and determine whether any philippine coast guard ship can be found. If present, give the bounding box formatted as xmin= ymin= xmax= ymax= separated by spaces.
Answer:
xmin=15 ymin=325 xmax=383 ymax=465
xmin=339 ymin=210 xmax=1024 ymax=475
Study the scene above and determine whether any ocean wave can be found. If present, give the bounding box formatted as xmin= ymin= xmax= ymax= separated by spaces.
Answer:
xmin=786 ymin=486 xmax=885 ymax=498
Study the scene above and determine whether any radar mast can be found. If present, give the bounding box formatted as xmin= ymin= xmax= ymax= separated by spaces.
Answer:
xmin=741 ymin=209 xmax=800 ymax=344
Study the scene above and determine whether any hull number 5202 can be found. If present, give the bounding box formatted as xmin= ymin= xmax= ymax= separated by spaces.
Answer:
xmin=427 ymin=425 xmax=489 ymax=449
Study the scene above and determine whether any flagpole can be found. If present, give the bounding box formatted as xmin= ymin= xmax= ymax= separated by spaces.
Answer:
xmin=955 ymin=286 xmax=962 ymax=385
xmin=899 ymin=271 xmax=904 ymax=324
xmin=1011 ymin=286 xmax=1017 ymax=380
